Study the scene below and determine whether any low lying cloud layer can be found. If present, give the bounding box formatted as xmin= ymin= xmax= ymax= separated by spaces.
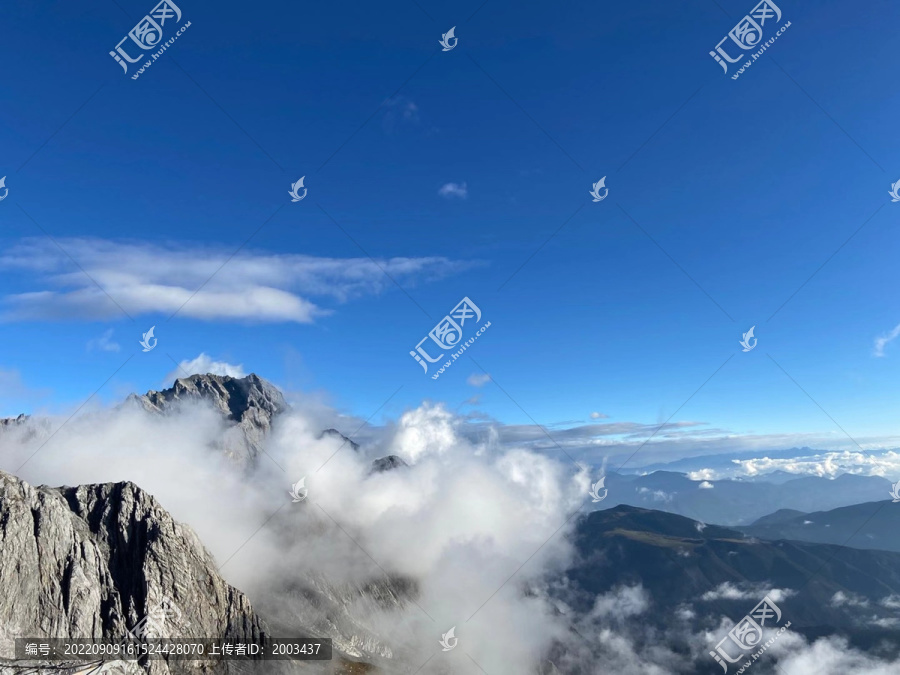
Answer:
xmin=0 ymin=238 xmax=471 ymax=323
xmin=686 ymin=448 xmax=900 ymax=482
xmin=0 ymin=397 xmax=585 ymax=673
xmin=550 ymin=580 xmax=900 ymax=675
xmin=459 ymin=414 xmax=900 ymax=472
xmin=3 ymin=392 xmax=900 ymax=674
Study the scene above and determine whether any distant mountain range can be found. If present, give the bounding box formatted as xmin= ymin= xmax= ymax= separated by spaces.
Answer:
xmin=594 ymin=470 xmax=893 ymax=526
xmin=740 ymin=500 xmax=900 ymax=554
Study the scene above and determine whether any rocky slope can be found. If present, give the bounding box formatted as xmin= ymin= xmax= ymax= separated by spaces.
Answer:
xmin=0 ymin=470 xmax=270 ymax=674
xmin=564 ymin=506 xmax=900 ymax=648
xmin=740 ymin=500 xmax=900 ymax=553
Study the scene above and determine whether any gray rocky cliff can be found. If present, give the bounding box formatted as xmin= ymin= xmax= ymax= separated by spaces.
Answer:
xmin=0 ymin=470 xmax=267 ymax=674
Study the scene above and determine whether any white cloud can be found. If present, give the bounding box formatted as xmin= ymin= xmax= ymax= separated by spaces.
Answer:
xmin=0 ymin=238 xmax=470 ymax=323
xmin=390 ymin=403 xmax=459 ymax=464
xmin=701 ymin=582 xmax=795 ymax=602
xmin=636 ymin=487 xmax=673 ymax=502
xmin=674 ymin=605 xmax=695 ymax=620
xmin=466 ymin=373 xmax=492 ymax=387
xmin=869 ymin=616 xmax=900 ymax=628
xmin=698 ymin=481 xmax=714 ymax=489
xmin=590 ymin=412 xmax=609 ymax=420
xmin=830 ymin=591 xmax=869 ymax=608
xmin=874 ymin=322 xmax=900 ymax=357
xmin=0 ymin=396 xmax=584 ymax=674
xmin=6 ymin=385 xmax=900 ymax=674
xmin=588 ymin=585 xmax=649 ymax=622
xmin=691 ymin=449 xmax=900 ymax=482
xmin=86 ymin=328 xmax=120 ymax=353
xmin=775 ymin=634 xmax=900 ymax=674
xmin=382 ymin=96 xmax=420 ymax=132
xmin=165 ymin=353 xmax=246 ymax=382
xmin=438 ymin=182 xmax=468 ymax=199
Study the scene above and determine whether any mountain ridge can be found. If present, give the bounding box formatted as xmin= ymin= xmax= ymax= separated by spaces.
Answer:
xmin=568 ymin=504 xmax=900 ymax=636
xmin=0 ymin=469 xmax=269 ymax=673
xmin=740 ymin=499 xmax=900 ymax=553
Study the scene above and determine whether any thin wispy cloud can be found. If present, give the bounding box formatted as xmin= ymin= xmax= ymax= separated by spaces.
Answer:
xmin=438 ymin=182 xmax=468 ymax=199
xmin=466 ymin=373 xmax=491 ymax=387
xmin=86 ymin=328 xmax=120 ymax=353
xmin=873 ymin=322 xmax=900 ymax=356
xmin=0 ymin=239 xmax=471 ymax=323
xmin=455 ymin=416 xmax=900 ymax=470
xmin=382 ymin=95 xmax=420 ymax=133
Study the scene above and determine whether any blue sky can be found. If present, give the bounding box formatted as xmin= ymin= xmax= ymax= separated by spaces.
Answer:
xmin=1 ymin=0 xmax=899 ymax=461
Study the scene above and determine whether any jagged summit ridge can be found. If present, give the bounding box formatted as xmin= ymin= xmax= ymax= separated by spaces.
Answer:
xmin=0 ymin=413 xmax=28 ymax=427
xmin=128 ymin=373 xmax=289 ymax=464
xmin=129 ymin=372 xmax=288 ymax=422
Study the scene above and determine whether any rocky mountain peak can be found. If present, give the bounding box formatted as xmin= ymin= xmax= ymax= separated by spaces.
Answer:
xmin=127 ymin=373 xmax=289 ymax=465
xmin=319 ymin=428 xmax=360 ymax=452
xmin=130 ymin=372 xmax=288 ymax=422
xmin=0 ymin=413 xmax=28 ymax=427
xmin=370 ymin=455 xmax=408 ymax=473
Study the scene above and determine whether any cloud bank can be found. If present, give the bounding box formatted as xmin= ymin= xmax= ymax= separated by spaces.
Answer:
xmin=2 ymin=391 xmax=900 ymax=673
xmin=0 ymin=397 xmax=584 ymax=673
xmin=0 ymin=238 xmax=471 ymax=323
